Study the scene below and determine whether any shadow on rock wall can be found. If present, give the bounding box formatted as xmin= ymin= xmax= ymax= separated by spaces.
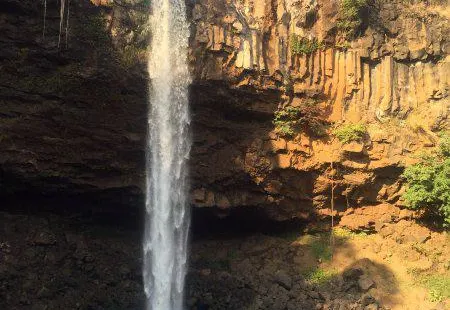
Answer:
xmin=186 ymin=227 xmax=401 ymax=310
xmin=190 ymin=81 xmax=325 ymax=222
xmin=0 ymin=0 xmax=148 ymax=216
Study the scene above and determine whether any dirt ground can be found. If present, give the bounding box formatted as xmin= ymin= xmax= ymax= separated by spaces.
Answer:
xmin=189 ymin=221 xmax=450 ymax=310
xmin=1 ymin=209 xmax=448 ymax=310
xmin=320 ymin=229 xmax=449 ymax=310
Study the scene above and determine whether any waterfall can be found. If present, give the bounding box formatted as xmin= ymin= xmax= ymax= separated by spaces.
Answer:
xmin=143 ymin=0 xmax=191 ymax=308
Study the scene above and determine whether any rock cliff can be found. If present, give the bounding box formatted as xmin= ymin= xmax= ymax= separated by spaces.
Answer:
xmin=0 ymin=0 xmax=449 ymax=221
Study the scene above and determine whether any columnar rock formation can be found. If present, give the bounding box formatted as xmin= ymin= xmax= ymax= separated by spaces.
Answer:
xmin=0 ymin=0 xmax=448 ymax=221
xmin=188 ymin=0 xmax=449 ymax=219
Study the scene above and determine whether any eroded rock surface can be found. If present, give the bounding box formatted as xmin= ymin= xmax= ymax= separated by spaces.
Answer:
xmin=188 ymin=0 xmax=449 ymax=220
xmin=0 ymin=0 xmax=449 ymax=221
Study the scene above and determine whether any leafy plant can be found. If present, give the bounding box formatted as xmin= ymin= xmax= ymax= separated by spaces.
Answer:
xmin=438 ymin=131 xmax=450 ymax=157
xmin=333 ymin=123 xmax=367 ymax=144
xmin=273 ymin=106 xmax=302 ymax=137
xmin=273 ymin=100 xmax=326 ymax=138
xmin=336 ymin=0 xmax=368 ymax=40
xmin=402 ymin=133 xmax=450 ymax=226
xmin=291 ymin=36 xmax=324 ymax=55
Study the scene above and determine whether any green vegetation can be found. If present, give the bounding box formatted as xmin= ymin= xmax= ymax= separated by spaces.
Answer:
xmin=291 ymin=36 xmax=324 ymax=55
xmin=303 ymin=267 xmax=338 ymax=286
xmin=439 ymin=131 xmax=450 ymax=157
xmin=273 ymin=106 xmax=302 ymax=137
xmin=332 ymin=227 xmax=368 ymax=239
xmin=408 ymin=268 xmax=450 ymax=302
xmin=407 ymin=262 xmax=450 ymax=302
xmin=333 ymin=123 xmax=367 ymax=144
xmin=337 ymin=0 xmax=369 ymax=40
xmin=422 ymin=275 xmax=450 ymax=302
xmin=402 ymin=133 xmax=450 ymax=226
xmin=273 ymin=100 xmax=326 ymax=138
xmin=310 ymin=237 xmax=333 ymax=262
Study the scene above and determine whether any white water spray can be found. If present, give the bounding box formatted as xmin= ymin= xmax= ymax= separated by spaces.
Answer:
xmin=143 ymin=0 xmax=191 ymax=309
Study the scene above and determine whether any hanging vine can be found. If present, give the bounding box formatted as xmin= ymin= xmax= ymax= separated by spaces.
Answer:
xmin=42 ymin=0 xmax=70 ymax=49
xmin=65 ymin=0 xmax=70 ymax=48
xmin=42 ymin=0 xmax=47 ymax=39
xmin=58 ymin=0 xmax=65 ymax=48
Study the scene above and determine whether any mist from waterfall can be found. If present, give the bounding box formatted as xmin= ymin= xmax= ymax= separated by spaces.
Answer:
xmin=143 ymin=0 xmax=191 ymax=308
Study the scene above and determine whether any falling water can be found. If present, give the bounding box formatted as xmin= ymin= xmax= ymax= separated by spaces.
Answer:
xmin=143 ymin=0 xmax=191 ymax=308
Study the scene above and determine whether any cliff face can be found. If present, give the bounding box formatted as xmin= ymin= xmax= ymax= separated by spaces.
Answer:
xmin=0 ymin=0 xmax=148 ymax=211
xmin=189 ymin=0 xmax=449 ymax=220
xmin=0 ymin=0 xmax=449 ymax=220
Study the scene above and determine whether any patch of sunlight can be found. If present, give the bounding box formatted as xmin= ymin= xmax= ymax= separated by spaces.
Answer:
xmin=303 ymin=267 xmax=338 ymax=286
xmin=407 ymin=268 xmax=450 ymax=302
xmin=333 ymin=227 xmax=368 ymax=239
xmin=422 ymin=274 xmax=450 ymax=302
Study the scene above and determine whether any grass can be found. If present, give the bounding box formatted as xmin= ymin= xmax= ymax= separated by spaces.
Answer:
xmin=332 ymin=227 xmax=369 ymax=239
xmin=422 ymin=274 xmax=450 ymax=302
xmin=310 ymin=238 xmax=333 ymax=262
xmin=303 ymin=234 xmax=335 ymax=262
xmin=308 ymin=229 xmax=368 ymax=261
xmin=407 ymin=268 xmax=450 ymax=302
xmin=303 ymin=267 xmax=338 ymax=286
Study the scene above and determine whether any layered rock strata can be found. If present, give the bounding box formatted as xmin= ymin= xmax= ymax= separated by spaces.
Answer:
xmin=0 ymin=0 xmax=448 ymax=220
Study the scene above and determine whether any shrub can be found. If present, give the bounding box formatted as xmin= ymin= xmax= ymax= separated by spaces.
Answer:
xmin=402 ymin=133 xmax=450 ymax=226
xmin=333 ymin=123 xmax=367 ymax=144
xmin=273 ymin=100 xmax=326 ymax=138
xmin=291 ymin=36 xmax=324 ymax=55
xmin=337 ymin=0 xmax=368 ymax=39
xmin=273 ymin=106 xmax=302 ymax=137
